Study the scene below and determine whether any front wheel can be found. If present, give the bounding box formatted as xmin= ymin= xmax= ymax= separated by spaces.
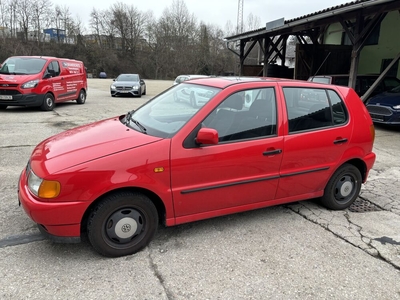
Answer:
xmin=320 ymin=164 xmax=362 ymax=210
xmin=40 ymin=93 xmax=55 ymax=111
xmin=87 ymin=191 xmax=158 ymax=257
xmin=0 ymin=105 xmax=7 ymax=110
xmin=76 ymin=89 xmax=86 ymax=104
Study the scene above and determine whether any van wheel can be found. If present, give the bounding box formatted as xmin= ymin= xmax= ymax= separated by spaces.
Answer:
xmin=87 ymin=191 xmax=158 ymax=257
xmin=320 ymin=164 xmax=361 ymax=210
xmin=41 ymin=93 xmax=55 ymax=111
xmin=76 ymin=89 xmax=86 ymax=104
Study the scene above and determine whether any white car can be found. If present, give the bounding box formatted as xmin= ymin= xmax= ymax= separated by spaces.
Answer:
xmin=173 ymin=74 xmax=209 ymax=85
xmin=173 ymin=81 xmax=216 ymax=108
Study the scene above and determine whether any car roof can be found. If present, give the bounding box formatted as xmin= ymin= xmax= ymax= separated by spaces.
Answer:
xmin=185 ymin=76 xmax=309 ymax=89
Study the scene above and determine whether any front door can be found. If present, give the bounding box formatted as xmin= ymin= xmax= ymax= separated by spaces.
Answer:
xmin=170 ymin=88 xmax=284 ymax=223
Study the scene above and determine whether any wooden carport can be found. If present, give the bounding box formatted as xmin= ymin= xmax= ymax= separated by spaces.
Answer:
xmin=224 ymin=0 xmax=400 ymax=101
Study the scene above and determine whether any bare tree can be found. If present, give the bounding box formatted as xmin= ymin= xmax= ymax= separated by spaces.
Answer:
xmin=15 ymin=0 xmax=33 ymax=41
xmin=31 ymin=0 xmax=51 ymax=43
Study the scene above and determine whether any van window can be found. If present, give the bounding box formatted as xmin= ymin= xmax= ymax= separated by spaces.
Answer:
xmin=5 ymin=57 xmax=46 ymax=74
xmin=47 ymin=61 xmax=60 ymax=77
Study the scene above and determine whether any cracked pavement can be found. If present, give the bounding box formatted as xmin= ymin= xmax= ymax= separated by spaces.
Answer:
xmin=0 ymin=79 xmax=399 ymax=299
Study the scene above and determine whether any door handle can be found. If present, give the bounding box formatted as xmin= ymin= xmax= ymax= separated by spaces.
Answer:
xmin=333 ymin=138 xmax=348 ymax=144
xmin=263 ymin=149 xmax=282 ymax=156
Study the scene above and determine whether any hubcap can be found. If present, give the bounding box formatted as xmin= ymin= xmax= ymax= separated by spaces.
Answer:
xmin=114 ymin=217 xmax=138 ymax=239
xmin=105 ymin=209 xmax=144 ymax=244
xmin=335 ymin=175 xmax=354 ymax=201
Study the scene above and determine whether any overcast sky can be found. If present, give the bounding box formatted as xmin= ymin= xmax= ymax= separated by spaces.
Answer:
xmin=61 ymin=0 xmax=351 ymax=32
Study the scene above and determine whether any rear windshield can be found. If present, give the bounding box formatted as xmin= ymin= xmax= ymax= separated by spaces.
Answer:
xmin=0 ymin=57 xmax=46 ymax=75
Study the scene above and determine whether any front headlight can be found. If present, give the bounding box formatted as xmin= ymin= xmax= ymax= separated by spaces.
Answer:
xmin=110 ymin=85 xmax=116 ymax=90
xmin=28 ymin=170 xmax=60 ymax=199
xmin=132 ymin=85 xmax=139 ymax=90
xmin=393 ymin=104 xmax=400 ymax=110
xmin=21 ymin=79 xmax=39 ymax=89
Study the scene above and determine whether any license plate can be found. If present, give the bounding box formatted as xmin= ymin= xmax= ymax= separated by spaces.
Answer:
xmin=0 ymin=95 xmax=12 ymax=100
xmin=120 ymin=91 xmax=129 ymax=93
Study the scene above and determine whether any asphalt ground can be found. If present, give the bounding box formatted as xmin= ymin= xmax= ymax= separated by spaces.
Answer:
xmin=0 ymin=79 xmax=399 ymax=299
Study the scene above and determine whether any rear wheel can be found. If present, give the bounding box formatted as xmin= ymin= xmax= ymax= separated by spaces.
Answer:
xmin=40 ymin=93 xmax=55 ymax=111
xmin=87 ymin=191 xmax=158 ymax=257
xmin=321 ymin=164 xmax=361 ymax=210
xmin=76 ymin=89 xmax=86 ymax=104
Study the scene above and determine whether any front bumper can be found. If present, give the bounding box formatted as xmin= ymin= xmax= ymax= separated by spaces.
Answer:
xmin=0 ymin=92 xmax=45 ymax=107
xmin=110 ymin=87 xmax=140 ymax=97
xmin=18 ymin=168 xmax=90 ymax=240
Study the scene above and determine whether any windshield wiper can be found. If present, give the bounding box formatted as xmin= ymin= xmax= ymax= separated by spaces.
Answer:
xmin=131 ymin=118 xmax=147 ymax=134
xmin=124 ymin=111 xmax=147 ymax=133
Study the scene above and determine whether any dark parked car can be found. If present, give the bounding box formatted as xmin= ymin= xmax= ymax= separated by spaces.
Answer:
xmin=99 ymin=72 xmax=107 ymax=79
xmin=308 ymin=74 xmax=400 ymax=99
xmin=110 ymin=74 xmax=146 ymax=97
xmin=366 ymin=85 xmax=400 ymax=125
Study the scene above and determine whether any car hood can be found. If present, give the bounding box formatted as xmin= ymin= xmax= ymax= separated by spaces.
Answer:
xmin=0 ymin=73 xmax=38 ymax=83
xmin=30 ymin=117 xmax=163 ymax=175
xmin=112 ymin=80 xmax=140 ymax=85
xmin=367 ymin=91 xmax=400 ymax=106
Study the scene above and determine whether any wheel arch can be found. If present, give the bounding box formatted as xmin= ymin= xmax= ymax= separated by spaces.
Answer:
xmin=336 ymin=158 xmax=367 ymax=182
xmin=81 ymin=187 xmax=167 ymax=233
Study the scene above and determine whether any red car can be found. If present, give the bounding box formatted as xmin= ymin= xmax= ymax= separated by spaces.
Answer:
xmin=18 ymin=77 xmax=376 ymax=257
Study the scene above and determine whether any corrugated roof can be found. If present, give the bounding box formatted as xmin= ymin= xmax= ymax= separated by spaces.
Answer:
xmin=225 ymin=0 xmax=394 ymax=40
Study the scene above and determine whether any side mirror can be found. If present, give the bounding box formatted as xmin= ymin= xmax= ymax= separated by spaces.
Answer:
xmin=196 ymin=128 xmax=219 ymax=145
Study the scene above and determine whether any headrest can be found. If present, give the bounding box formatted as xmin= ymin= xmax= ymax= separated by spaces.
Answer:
xmin=222 ymin=94 xmax=243 ymax=110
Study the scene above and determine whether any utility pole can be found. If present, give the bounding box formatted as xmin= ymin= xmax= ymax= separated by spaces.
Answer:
xmin=237 ymin=0 xmax=244 ymax=34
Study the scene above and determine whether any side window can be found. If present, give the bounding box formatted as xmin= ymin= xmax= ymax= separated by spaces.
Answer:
xmin=203 ymin=88 xmax=277 ymax=142
xmin=327 ymin=90 xmax=348 ymax=125
xmin=284 ymin=87 xmax=333 ymax=133
xmin=47 ymin=61 xmax=60 ymax=77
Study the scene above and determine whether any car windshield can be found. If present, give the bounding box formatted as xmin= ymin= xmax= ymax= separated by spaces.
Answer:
xmin=117 ymin=74 xmax=138 ymax=81
xmin=126 ymin=83 xmax=221 ymax=138
xmin=0 ymin=57 xmax=46 ymax=75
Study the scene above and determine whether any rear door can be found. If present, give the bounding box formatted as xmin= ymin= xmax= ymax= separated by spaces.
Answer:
xmin=277 ymin=85 xmax=352 ymax=199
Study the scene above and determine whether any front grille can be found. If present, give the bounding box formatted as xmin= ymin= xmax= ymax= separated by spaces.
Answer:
xmin=0 ymin=84 xmax=18 ymax=87
xmin=366 ymin=105 xmax=392 ymax=116
xmin=116 ymin=86 xmax=133 ymax=91
xmin=0 ymin=89 xmax=21 ymax=96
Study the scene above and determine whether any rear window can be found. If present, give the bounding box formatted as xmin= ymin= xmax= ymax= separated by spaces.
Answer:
xmin=310 ymin=77 xmax=331 ymax=84
xmin=283 ymin=87 xmax=348 ymax=133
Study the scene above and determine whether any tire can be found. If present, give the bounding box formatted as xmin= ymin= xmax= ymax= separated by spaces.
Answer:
xmin=87 ymin=191 xmax=158 ymax=257
xmin=76 ymin=89 xmax=86 ymax=104
xmin=142 ymin=87 xmax=146 ymax=95
xmin=40 ymin=93 xmax=55 ymax=111
xmin=0 ymin=105 xmax=7 ymax=110
xmin=138 ymin=90 xmax=142 ymax=98
xmin=111 ymin=94 xmax=116 ymax=97
xmin=320 ymin=164 xmax=362 ymax=210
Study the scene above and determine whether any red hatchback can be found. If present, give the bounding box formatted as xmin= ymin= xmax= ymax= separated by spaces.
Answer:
xmin=18 ymin=77 xmax=376 ymax=257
